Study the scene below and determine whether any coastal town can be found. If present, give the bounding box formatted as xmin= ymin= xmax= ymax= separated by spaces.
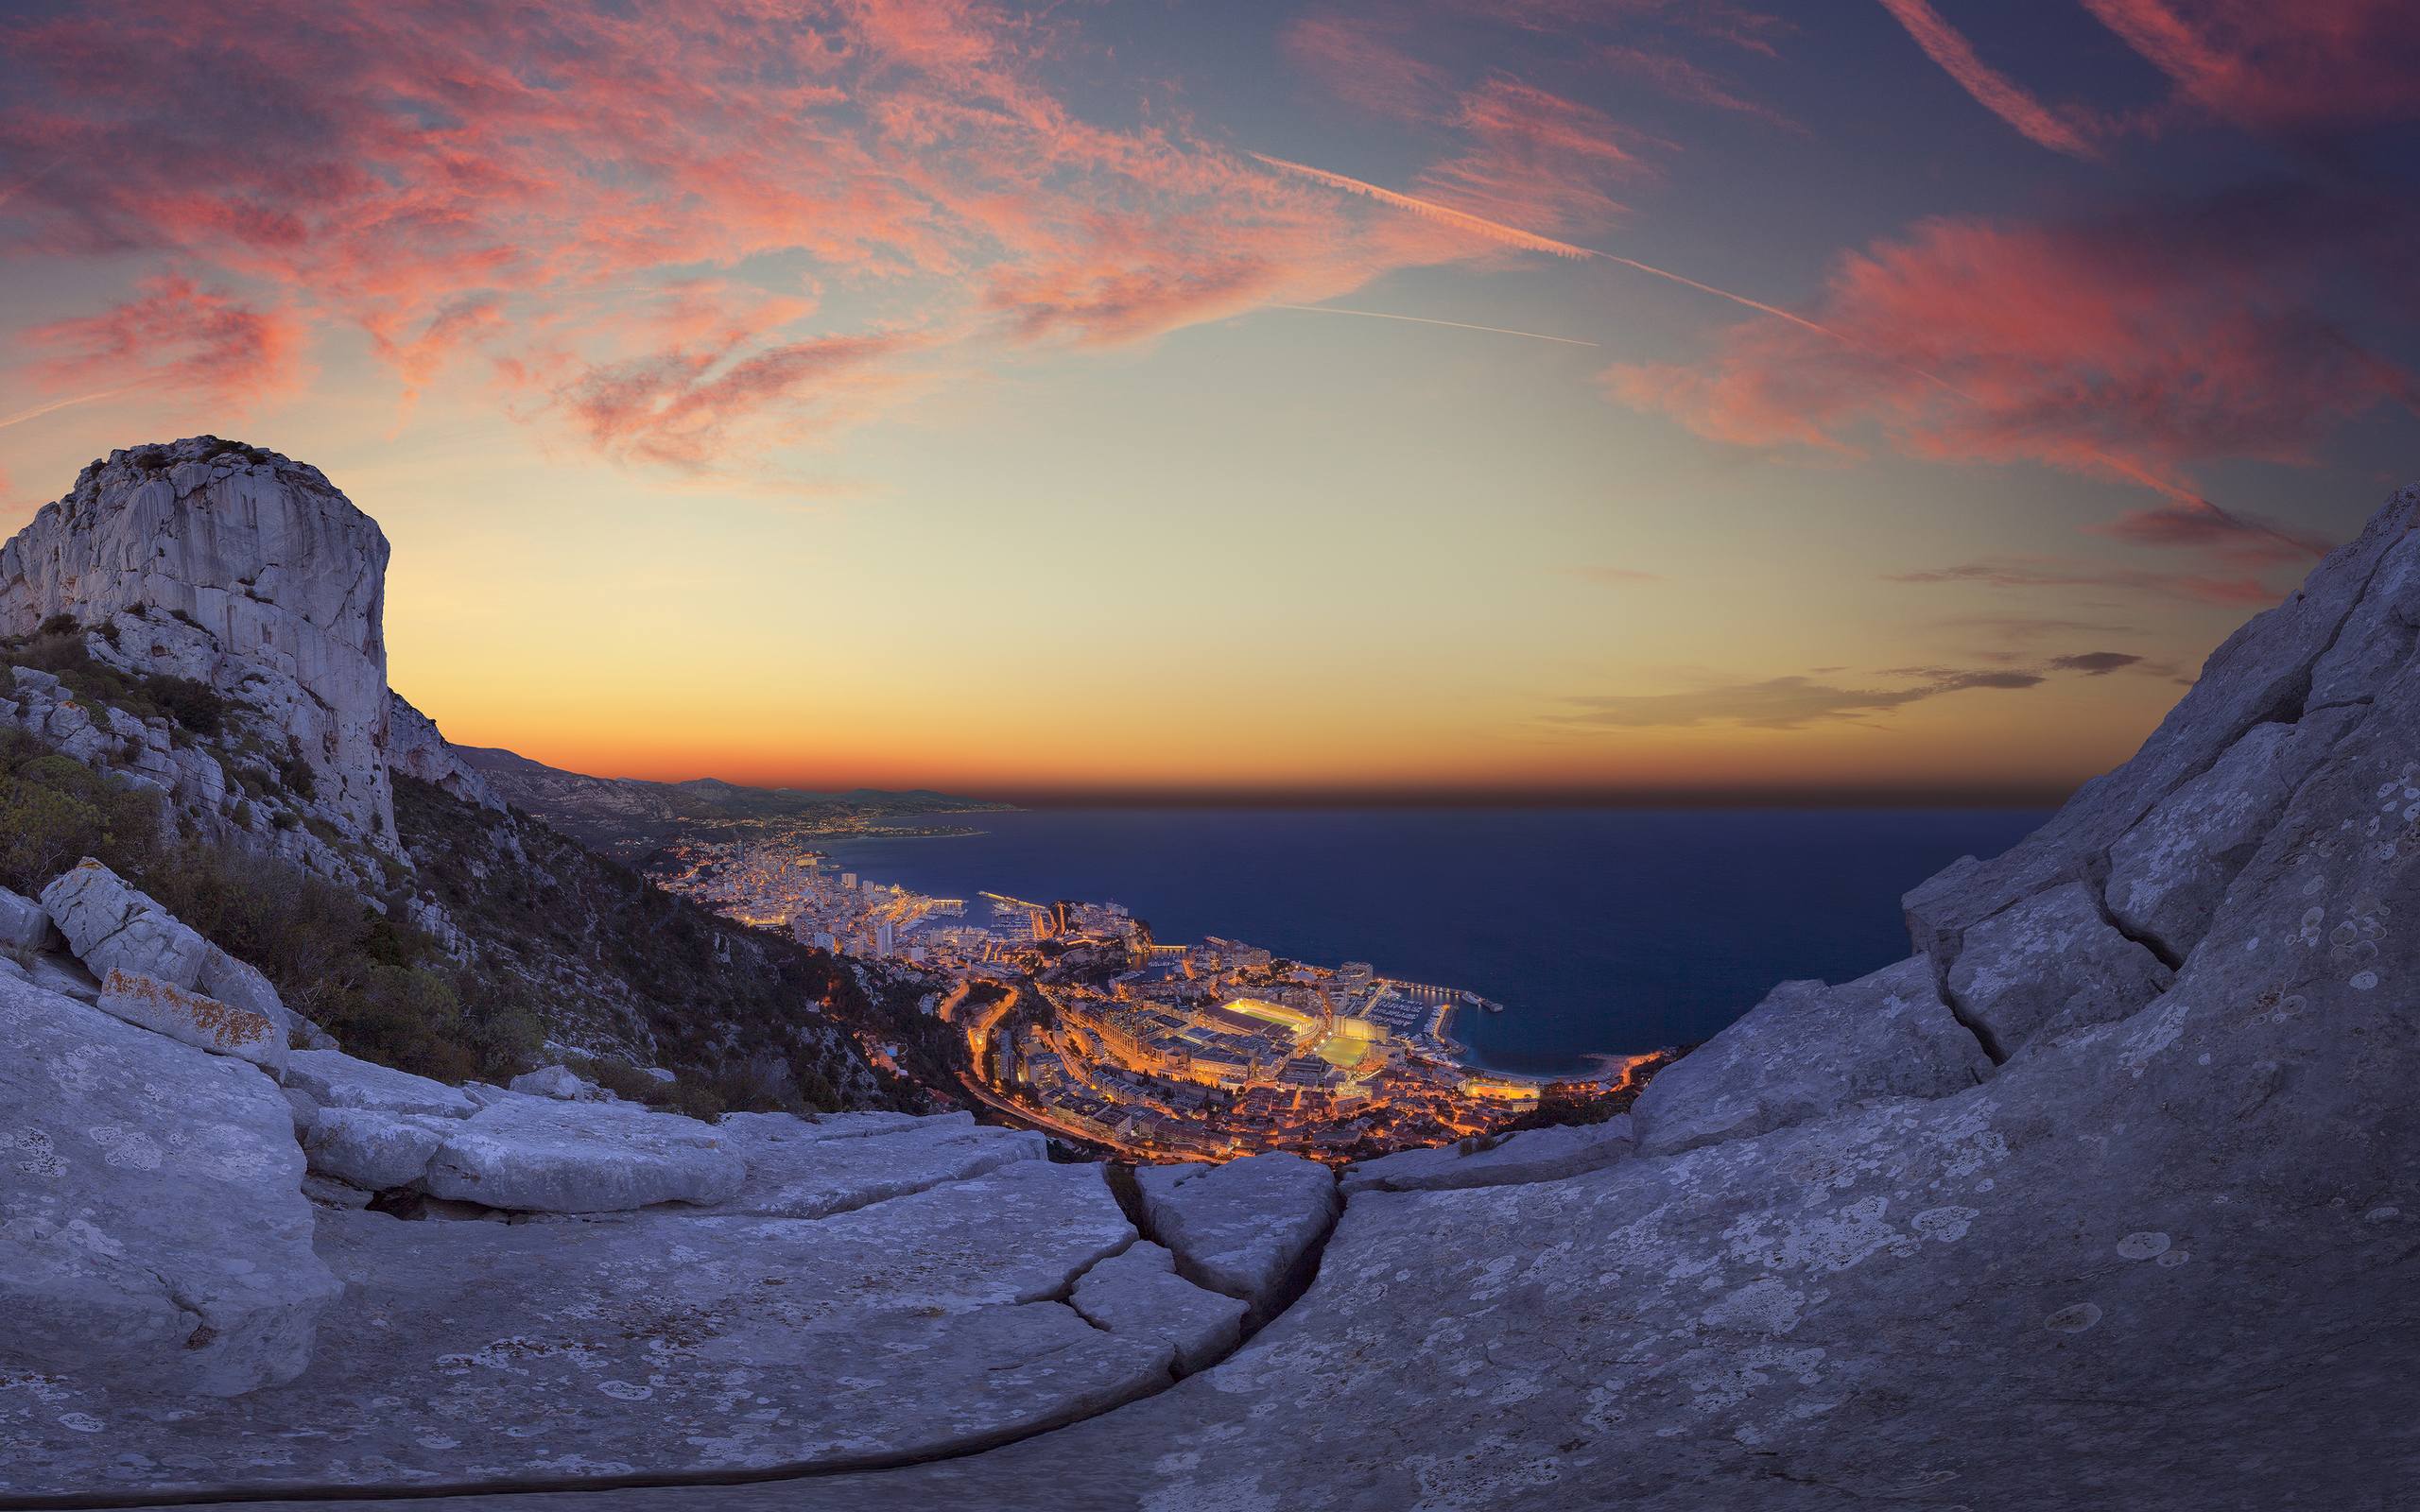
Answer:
xmin=653 ymin=831 xmax=1657 ymax=1160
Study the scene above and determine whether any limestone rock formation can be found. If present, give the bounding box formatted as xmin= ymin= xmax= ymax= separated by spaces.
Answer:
xmin=40 ymin=859 xmax=292 ymax=1071
xmin=0 ymin=438 xmax=399 ymax=854
xmin=1629 ymin=954 xmax=1985 ymax=1156
xmin=282 ymin=1047 xmax=480 ymax=1119
xmin=0 ymin=975 xmax=337 ymax=1399
xmin=1070 ymin=1240 xmax=1248 ymax=1374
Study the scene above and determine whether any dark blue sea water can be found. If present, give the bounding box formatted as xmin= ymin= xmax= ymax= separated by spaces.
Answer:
xmin=814 ymin=808 xmax=2048 ymax=1076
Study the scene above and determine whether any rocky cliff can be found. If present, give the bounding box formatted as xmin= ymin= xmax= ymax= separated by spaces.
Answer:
xmin=0 ymin=438 xmax=917 ymax=1109
xmin=2 ymin=474 xmax=2414 ymax=1511
xmin=0 ymin=438 xmax=404 ymax=862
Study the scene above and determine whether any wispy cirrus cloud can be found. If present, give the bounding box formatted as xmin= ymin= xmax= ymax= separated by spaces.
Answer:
xmin=1550 ymin=666 xmax=2045 ymax=730
xmin=1874 ymin=0 xmax=2100 ymax=158
xmin=25 ymin=275 xmax=303 ymax=412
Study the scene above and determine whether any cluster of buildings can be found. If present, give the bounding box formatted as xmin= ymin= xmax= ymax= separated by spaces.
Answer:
xmin=655 ymin=831 xmax=1616 ymax=1162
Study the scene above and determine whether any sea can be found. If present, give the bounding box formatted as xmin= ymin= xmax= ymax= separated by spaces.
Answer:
xmin=812 ymin=807 xmax=2049 ymax=1078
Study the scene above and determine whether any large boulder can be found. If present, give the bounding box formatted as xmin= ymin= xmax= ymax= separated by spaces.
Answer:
xmin=1136 ymin=1152 xmax=1339 ymax=1321
xmin=303 ymin=1108 xmax=455 ymax=1191
xmin=0 ymin=975 xmax=339 ymax=1399
xmin=1630 ymin=954 xmax=1989 ymax=1156
xmin=40 ymin=859 xmax=212 ymax=988
xmin=38 ymin=860 xmax=291 ymax=1066
xmin=508 ymin=1063 xmax=602 ymax=1101
xmin=0 ymin=885 xmax=55 ymax=952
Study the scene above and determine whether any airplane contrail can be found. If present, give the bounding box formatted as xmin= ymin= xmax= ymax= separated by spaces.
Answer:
xmin=1253 ymin=150 xmax=2321 ymax=558
xmin=1269 ymin=303 xmax=1598 ymax=348
xmin=1249 ymin=151 xmax=1849 ymax=345
xmin=0 ymin=388 xmax=124 ymax=431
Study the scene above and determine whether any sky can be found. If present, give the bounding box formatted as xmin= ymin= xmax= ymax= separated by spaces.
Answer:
xmin=1 ymin=0 xmax=2414 ymax=804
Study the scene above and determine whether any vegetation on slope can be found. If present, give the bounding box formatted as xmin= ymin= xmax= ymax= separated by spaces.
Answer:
xmin=392 ymin=774 xmax=962 ymax=1117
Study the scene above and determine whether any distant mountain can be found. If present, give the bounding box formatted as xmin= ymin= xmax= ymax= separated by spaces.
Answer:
xmin=455 ymin=745 xmax=1010 ymax=851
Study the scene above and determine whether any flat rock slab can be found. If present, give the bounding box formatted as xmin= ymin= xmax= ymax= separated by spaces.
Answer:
xmin=715 ymin=1111 xmax=1046 ymax=1219
xmin=1631 ymin=954 xmax=1989 ymax=1157
xmin=0 ymin=1161 xmax=1158 ymax=1500
xmin=1137 ymin=1152 xmax=1338 ymax=1319
xmin=422 ymin=1096 xmax=748 ymax=1211
xmin=1070 ymin=1240 xmax=1246 ymax=1375
xmin=0 ymin=977 xmax=337 ymax=1400
xmin=95 ymin=967 xmax=287 ymax=1074
xmin=284 ymin=1048 xmax=477 ymax=1119
xmin=1340 ymin=1116 xmax=1634 ymax=1195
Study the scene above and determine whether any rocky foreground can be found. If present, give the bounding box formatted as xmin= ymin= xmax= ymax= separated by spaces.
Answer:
xmin=6 ymin=468 xmax=2419 ymax=1512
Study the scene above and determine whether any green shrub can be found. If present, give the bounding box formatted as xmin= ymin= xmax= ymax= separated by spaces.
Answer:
xmin=0 ymin=731 xmax=160 ymax=894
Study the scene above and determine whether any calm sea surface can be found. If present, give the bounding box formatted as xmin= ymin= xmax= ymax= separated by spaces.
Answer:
xmin=813 ymin=807 xmax=2048 ymax=1076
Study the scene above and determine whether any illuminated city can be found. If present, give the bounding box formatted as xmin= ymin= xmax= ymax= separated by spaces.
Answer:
xmin=656 ymin=830 xmax=1656 ymax=1160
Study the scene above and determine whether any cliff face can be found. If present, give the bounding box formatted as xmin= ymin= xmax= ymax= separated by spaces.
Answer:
xmin=0 ymin=438 xmax=402 ymax=853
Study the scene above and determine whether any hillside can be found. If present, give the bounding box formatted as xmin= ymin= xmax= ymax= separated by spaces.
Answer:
xmin=457 ymin=743 xmax=1009 ymax=856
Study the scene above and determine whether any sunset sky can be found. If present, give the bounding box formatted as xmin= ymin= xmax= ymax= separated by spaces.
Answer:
xmin=1 ymin=1 xmax=2414 ymax=803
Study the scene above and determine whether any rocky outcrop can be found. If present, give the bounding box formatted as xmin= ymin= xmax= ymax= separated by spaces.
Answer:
xmin=283 ymin=1047 xmax=479 ymax=1119
xmin=1136 ymin=1152 xmax=1340 ymax=1322
xmin=39 ymin=858 xmax=291 ymax=1071
xmin=0 ymin=975 xmax=338 ymax=1399
xmin=717 ymin=1109 xmax=1046 ymax=1218
xmin=0 ymin=438 xmax=400 ymax=852
xmin=1629 ymin=954 xmax=1987 ymax=1156
xmin=386 ymin=690 xmax=509 ymax=813
xmin=1070 ymin=1240 xmax=1248 ymax=1374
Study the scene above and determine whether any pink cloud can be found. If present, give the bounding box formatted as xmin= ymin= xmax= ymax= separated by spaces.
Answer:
xmin=1416 ymin=79 xmax=1658 ymax=237
xmin=1602 ymin=189 xmax=2417 ymax=506
xmin=26 ymin=275 xmax=304 ymax=411
xmin=0 ymin=1 xmax=1540 ymax=473
xmin=1874 ymin=0 xmax=2100 ymax=158
xmin=1280 ymin=14 xmax=1452 ymax=122
xmin=2079 ymin=0 xmax=2420 ymax=134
